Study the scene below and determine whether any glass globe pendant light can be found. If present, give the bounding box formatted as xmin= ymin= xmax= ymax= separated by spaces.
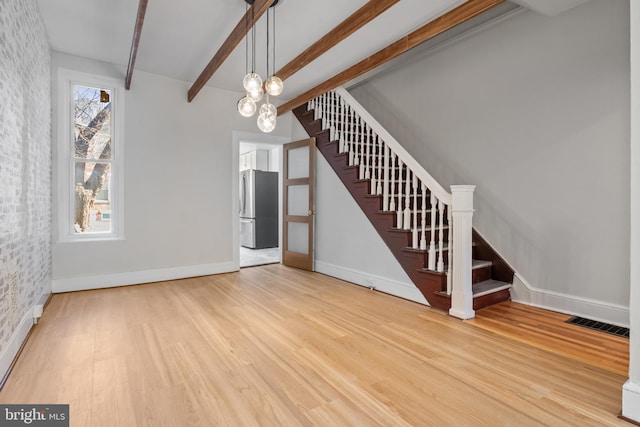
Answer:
xmin=243 ymin=72 xmax=262 ymax=93
xmin=265 ymin=4 xmax=283 ymax=97
xmin=265 ymin=75 xmax=283 ymax=96
xmin=257 ymin=93 xmax=276 ymax=132
xmin=239 ymin=1 xmax=262 ymax=114
xmin=237 ymin=95 xmax=256 ymax=117
xmin=238 ymin=0 xmax=283 ymax=133
xmin=259 ymin=99 xmax=276 ymax=117
xmin=247 ymin=86 xmax=263 ymax=102
xmin=257 ymin=111 xmax=276 ymax=133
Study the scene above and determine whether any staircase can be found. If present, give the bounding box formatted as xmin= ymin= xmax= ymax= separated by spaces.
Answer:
xmin=292 ymin=87 xmax=514 ymax=317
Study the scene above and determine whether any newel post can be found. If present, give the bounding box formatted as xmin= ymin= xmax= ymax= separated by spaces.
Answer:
xmin=449 ymin=185 xmax=475 ymax=320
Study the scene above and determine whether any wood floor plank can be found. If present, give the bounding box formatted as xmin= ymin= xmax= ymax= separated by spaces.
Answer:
xmin=0 ymin=264 xmax=629 ymax=426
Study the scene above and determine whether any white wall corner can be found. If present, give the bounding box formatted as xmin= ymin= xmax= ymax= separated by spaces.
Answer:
xmin=510 ymin=272 xmax=630 ymax=327
xmin=0 ymin=307 xmax=36 ymax=387
xmin=52 ymin=261 xmax=238 ymax=293
xmin=315 ymin=261 xmax=429 ymax=305
xmin=623 ymin=380 xmax=640 ymax=423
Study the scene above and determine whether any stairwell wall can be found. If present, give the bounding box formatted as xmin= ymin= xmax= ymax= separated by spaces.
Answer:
xmin=291 ymin=122 xmax=427 ymax=304
xmin=348 ymin=0 xmax=630 ymax=324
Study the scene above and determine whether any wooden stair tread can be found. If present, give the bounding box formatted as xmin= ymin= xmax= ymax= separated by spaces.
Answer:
xmin=417 ymin=259 xmax=492 ymax=275
xmin=472 ymin=280 xmax=512 ymax=297
xmin=473 ymin=259 xmax=493 ymax=269
xmin=434 ymin=279 xmax=511 ymax=298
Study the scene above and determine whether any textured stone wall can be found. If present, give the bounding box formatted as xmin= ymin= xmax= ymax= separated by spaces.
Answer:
xmin=0 ymin=0 xmax=51 ymax=354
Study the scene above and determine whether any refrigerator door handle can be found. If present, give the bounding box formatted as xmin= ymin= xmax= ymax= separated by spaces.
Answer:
xmin=241 ymin=173 xmax=246 ymax=215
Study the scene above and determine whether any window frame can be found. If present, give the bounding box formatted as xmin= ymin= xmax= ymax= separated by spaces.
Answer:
xmin=56 ymin=69 xmax=125 ymax=242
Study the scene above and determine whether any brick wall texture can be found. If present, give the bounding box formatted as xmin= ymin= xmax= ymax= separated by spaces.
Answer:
xmin=0 ymin=0 xmax=51 ymax=355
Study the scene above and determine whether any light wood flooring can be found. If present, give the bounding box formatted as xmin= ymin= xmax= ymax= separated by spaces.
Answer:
xmin=0 ymin=264 xmax=630 ymax=426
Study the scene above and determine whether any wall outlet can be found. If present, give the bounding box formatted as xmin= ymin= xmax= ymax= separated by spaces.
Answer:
xmin=365 ymin=277 xmax=375 ymax=290
xmin=33 ymin=304 xmax=44 ymax=323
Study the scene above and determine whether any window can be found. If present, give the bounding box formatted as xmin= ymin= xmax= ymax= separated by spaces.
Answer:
xmin=57 ymin=70 xmax=124 ymax=241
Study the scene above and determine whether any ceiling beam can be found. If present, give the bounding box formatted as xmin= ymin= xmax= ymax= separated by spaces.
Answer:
xmin=125 ymin=0 xmax=149 ymax=90
xmin=188 ymin=0 xmax=276 ymax=102
xmin=275 ymin=0 xmax=400 ymax=82
xmin=277 ymin=0 xmax=506 ymax=115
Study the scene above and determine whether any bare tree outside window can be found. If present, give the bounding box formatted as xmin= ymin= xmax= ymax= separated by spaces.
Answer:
xmin=73 ymin=85 xmax=113 ymax=233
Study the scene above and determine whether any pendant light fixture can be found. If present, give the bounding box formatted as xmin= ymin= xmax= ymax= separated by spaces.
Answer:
xmin=237 ymin=0 xmax=283 ymax=133
xmin=264 ymin=3 xmax=283 ymax=97
xmin=237 ymin=2 xmax=256 ymax=117
xmin=257 ymin=6 xmax=277 ymax=132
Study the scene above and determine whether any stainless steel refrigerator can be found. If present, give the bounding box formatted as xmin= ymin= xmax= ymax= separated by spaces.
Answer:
xmin=239 ymin=169 xmax=279 ymax=249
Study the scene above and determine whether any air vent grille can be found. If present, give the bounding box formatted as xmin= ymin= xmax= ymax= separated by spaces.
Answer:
xmin=566 ymin=316 xmax=629 ymax=339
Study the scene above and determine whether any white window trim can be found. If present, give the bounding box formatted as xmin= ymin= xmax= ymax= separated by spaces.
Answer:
xmin=56 ymin=69 xmax=125 ymax=242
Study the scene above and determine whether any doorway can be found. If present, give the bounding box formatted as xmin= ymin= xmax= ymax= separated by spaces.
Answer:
xmin=234 ymin=132 xmax=289 ymax=268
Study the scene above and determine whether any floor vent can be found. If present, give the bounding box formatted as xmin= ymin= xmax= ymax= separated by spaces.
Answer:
xmin=566 ymin=316 xmax=629 ymax=339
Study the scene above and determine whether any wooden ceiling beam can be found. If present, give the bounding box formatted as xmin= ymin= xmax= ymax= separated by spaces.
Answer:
xmin=188 ymin=0 xmax=276 ymax=102
xmin=275 ymin=0 xmax=399 ymax=82
xmin=125 ymin=0 xmax=149 ymax=90
xmin=277 ymin=0 xmax=506 ymax=115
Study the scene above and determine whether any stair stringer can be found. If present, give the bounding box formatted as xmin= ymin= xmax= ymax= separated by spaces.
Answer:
xmin=293 ymin=90 xmax=515 ymax=312
xmin=293 ymin=106 xmax=452 ymax=310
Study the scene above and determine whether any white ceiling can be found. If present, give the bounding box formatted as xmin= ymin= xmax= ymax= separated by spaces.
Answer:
xmin=36 ymin=0 xmax=589 ymax=103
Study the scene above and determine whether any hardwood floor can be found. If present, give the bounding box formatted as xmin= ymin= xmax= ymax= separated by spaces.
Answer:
xmin=0 ymin=264 xmax=629 ymax=426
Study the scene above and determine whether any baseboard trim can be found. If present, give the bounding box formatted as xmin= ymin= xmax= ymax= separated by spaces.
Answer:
xmin=315 ymin=261 xmax=428 ymax=305
xmin=0 ymin=306 xmax=36 ymax=389
xmin=511 ymin=272 xmax=629 ymax=327
xmin=52 ymin=261 xmax=238 ymax=293
xmin=623 ymin=380 xmax=640 ymax=423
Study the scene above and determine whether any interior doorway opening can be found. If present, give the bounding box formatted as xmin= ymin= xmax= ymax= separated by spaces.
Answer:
xmin=238 ymin=139 xmax=284 ymax=268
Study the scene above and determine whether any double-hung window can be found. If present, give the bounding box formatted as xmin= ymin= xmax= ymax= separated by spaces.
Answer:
xmin=57 ymin=70 xmax=124 ymax=241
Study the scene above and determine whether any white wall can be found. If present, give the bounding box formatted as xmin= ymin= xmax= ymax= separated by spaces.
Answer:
xmin=51 ymin=52 xmax=292 ymax=291
xmin=290 ymin=120 xmax=427 ymax=303
xmin=624 ymin=0 xmax=640 ymax=421
xmin=0 ymin=0 xmax=51 ymax=380
xmin=348 ymin=0 xmax=630 ymax=324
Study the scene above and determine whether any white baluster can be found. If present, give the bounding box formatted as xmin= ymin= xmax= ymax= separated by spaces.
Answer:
xmin=428 ymin=193 xmax=436 ymax=270
xmin=331 ymin=91 xmax=338 ymax=141
xmin=420 ymin=183 xmax=427 ymax=250
xmin=403 ymin=166 xmax=411 ymax=230
xmin=309 ymin=98 xmax=316 ymax=120
xmin=339 ymin=97 xmax=345 ymax=153
xmin=377 ymin=135 xmax=383 ymax=195
xmin=412 ymin=173 xmax=418 ymax=249
xmin=396 ymin=159 xmax=403 ymax=229
xmin=437 ymin=200 xmax=445 ymax=272
xmin=370 ymin=131 xmax=377 ymax=195
xmin=348 ymin=107 xmax=354 ymax=166
xmin=346 ymin=104 xmax=352 ymax=160
xmin=327 ymin=91 xmax=335 ymax=142
xmin=383 ymin=146 xmax=390 ymax=211
xmin=447 ymin=205 xmax=453 ymax=295
xmin=318 ymin=94 xmax=324 ymax=129
xmin=389 ymin=153 xmax=396 ymax=212
xmin=351 ymin=109 xmax=358 ymax=166
xmin=364 ymin=125 xmax=371 ymax=180
xmin=359 ymin=117 xmax=365 ymax=175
